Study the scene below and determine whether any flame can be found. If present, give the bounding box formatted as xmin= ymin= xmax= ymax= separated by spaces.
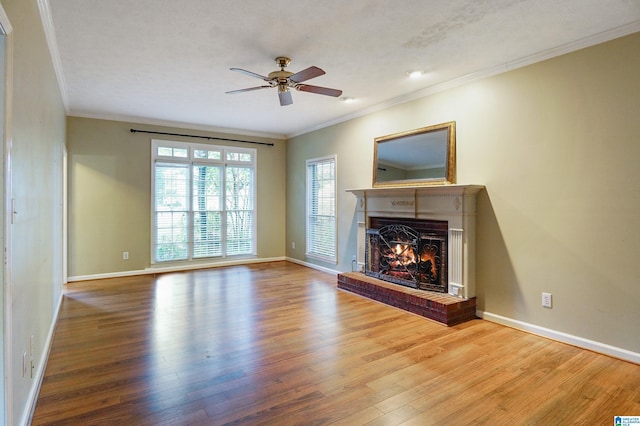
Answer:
xmin=421 ymin=252 xmax=437 ymax=277
xmin=389 ymin=244 xmax=416 ymax=266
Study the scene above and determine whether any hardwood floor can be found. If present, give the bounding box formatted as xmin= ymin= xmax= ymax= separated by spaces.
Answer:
xmin=32 ymin=261 xmax=639 ymax=425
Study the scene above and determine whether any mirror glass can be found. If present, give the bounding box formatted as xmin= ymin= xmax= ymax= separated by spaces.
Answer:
xmin=373 ymin=121 xmax=455 ymax=187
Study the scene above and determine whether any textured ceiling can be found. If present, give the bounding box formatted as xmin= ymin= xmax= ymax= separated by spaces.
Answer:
xmin=44 ymin=0 xmax=640 ymax=138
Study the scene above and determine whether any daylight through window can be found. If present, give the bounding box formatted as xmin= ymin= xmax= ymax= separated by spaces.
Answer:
xmin=152 ymin=140 xmax=256 ymax=263
xmin=306 ymin=155 xmax=337 ymax=262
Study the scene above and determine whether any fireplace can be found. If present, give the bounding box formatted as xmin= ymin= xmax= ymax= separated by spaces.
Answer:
xmin=346 ymin=185 xmax=484 ymax=300
xmin=339 ymin=185 xmax=484 ymax=325
xmin=366 ymin=218 xmax=448 ymax=293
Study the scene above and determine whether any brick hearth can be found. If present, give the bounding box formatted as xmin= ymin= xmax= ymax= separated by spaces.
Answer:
xmin=337 ymin=272 xmax=476 ymax=326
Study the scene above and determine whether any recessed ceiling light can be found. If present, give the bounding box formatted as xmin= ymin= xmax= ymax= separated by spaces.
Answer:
xmin=408 ymin=70 xmax=424 ymax=79
xmin=340 ymin=97 xmax=356 ymax=104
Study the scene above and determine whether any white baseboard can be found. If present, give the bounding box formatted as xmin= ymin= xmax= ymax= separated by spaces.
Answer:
xmin=285 ymin=257 xmax=339 ymax=276
xmin=477 ymin=310 xmax=640 ymax=365
xmin=23 ymin=290 xmax=64 ymax=426
xmin=67 ymin=256 xmax=287 ymax=282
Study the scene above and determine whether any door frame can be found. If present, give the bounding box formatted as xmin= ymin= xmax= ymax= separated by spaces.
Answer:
xmin=0 ymin=4 xmax=14 ymax=425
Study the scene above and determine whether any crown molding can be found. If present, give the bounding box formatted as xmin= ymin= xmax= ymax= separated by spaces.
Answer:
xmin=37 ymin=0 xmax=69 ymax=113
xmin=288 ymin=20 xmax=640 ymax=139
xmin=33 ymin=1 xmax=640 ymax=141
xmin=0 ymin=3 xmax=11 ymax=34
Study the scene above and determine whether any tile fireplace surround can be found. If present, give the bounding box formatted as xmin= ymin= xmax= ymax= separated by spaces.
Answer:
xmin=340 ymin=184 xmax=484 ymax=326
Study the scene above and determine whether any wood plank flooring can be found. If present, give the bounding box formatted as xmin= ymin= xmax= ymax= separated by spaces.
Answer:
xmin=32 ymin=261 xmax=640 ymax=425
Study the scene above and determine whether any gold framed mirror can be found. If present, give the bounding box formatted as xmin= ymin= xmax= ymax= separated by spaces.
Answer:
xmin=373 ymin=121 xmax=456 ymax=187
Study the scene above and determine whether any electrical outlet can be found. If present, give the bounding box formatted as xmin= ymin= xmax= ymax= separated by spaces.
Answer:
xmin=542 ymin=292 xmax=552 ymax=308
xmin=123 ymin=251 xmax=129 ymax=260
xmin=291 ymin=242 xmax=295 ymax=250
xmin=352 ymin=255 xmax=357 ymax=262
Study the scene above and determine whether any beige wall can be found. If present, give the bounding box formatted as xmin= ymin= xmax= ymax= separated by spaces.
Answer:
xmin=1 ymin=0 xmax=67 ymax=423
xmin=67 ymin=117 xmax=286 ymax=277
xmin=5 ymin=0 xmax=636 ymax=421
xmin=287 ymin=32 xmax=640 ymax=354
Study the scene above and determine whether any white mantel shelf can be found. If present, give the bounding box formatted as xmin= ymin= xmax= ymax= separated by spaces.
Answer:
xmin=346 ymin=184 xmax=485 ymax=195
xmin=347 ymin=184 xmax=485 ymax=299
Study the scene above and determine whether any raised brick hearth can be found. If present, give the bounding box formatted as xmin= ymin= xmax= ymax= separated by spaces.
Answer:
xmin=337 ymin=272 xmax=476 ymax=326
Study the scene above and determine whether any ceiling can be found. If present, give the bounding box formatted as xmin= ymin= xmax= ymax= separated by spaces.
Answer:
xmin=44 ymin=0 xmax=640 ymax=139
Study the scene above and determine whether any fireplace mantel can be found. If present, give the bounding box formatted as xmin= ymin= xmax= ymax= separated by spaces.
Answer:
xmin=347 ymin=184 xmax=484 ymax=299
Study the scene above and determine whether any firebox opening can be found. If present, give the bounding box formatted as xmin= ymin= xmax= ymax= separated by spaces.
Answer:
xmin=365 ymin=218 xmax=448 ymax=293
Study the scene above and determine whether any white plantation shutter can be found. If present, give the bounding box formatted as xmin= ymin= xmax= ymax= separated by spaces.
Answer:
xmin=306 ymin=155 xmax=337 ymax=262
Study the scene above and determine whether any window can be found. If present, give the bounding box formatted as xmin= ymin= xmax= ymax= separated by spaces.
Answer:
xmin=306 ymin=155 xmax=337 ymax=262
xmin=152 ymin=140 xmax=256 ymax=263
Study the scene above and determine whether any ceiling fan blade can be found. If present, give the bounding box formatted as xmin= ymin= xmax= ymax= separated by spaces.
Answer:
xmin=289 ymin=66 xmax=325 ymax=83
xmin=297 ymin=84 xmax=343 ymax=97
xmin=226 ymin=85 xmax=272 ymax=94
xmin=279 ymin=90 xmax=293 ymax=106
xmin=230 ymin=68 xmax=272 ymax=82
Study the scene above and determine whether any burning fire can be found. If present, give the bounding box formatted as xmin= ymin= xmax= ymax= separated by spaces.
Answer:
xmin=419 ymin=244 xmax=441 ymax=279
xmin=421 ymin=251 xmax=438 ymax=278
xmin=388 ymin=244 xmax=416 ymax=267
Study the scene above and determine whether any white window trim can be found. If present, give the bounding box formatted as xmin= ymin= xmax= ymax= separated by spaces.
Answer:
xmin=150 ymin=139 xmax=257 ymax=264
xmin=306 ymin=154 xmax=337 ymax=263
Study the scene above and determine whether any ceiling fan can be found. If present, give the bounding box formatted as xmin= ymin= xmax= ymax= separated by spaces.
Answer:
xmin=225 ymin=57 xmax=343 ymax=106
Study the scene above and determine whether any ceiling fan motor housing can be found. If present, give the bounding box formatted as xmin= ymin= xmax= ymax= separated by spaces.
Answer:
xmin=270 ymin=57 xmax=294 ymax=84
xmin=268 ymin=70 xmax=294 ymax=82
